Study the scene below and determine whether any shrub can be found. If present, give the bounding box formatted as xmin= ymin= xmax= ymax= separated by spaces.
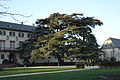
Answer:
xmin=99 ymin=61 xmax=120 ymax=68
xmin=2 ymin=59 xmax=10 ymax=64
xmin=75 ymin=62 xmax=85 ymax=69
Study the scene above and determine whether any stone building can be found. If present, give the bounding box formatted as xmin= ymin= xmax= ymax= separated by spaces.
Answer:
xmin=101 ymin=37 xmax=120 ymax=61
xmin=0 ymin=21 xmax=34 ymax=64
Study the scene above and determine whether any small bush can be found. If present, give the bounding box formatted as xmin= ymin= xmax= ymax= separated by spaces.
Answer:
xmin=75 ymin=62 xmax=85 ymax=69
xmin=100 ymin=61 xmax=120 ymax=68
xmin=2 ymin=59 xmax=10 ymax=64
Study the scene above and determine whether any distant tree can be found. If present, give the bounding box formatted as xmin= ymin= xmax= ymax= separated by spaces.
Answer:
xmin=31 ymin=13 xmax=103 ymax=65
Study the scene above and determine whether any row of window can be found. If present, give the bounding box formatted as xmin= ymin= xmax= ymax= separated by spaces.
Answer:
xmin=0 ymin=40 xmax=23 ymax=50
xmin=0 ymin=30 xmax=32 ymax=38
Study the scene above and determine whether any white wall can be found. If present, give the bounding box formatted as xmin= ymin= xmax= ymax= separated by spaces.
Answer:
xmin=0 ymin=29 xmax=31 ymax=64
xmin=0 ymin=28 xmax=75 ymax=64
xmin=101 ymin=48 xmax=120 ymax=61
xmin=0 ymin=29 xmax=30 ymax=48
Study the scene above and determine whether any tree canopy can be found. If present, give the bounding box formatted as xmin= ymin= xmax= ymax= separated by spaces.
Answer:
xmin=31 ymin=13 xmax=103 ymax=63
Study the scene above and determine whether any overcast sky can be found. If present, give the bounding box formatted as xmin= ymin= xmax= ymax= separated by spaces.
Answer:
xmin=0 ymin=0 xmax=120 ymax=45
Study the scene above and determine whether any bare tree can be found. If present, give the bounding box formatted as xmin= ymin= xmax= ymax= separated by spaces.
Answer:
xmin=0 ymin=0 xmax=32 ymax=23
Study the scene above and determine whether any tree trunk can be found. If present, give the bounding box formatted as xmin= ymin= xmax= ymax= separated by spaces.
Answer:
xmin=57 ymin=57 xmax=64 ymax=66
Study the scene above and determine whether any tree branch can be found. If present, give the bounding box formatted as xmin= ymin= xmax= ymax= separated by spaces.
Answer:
xmin=0 ymin=0 xmax=32 ymax=23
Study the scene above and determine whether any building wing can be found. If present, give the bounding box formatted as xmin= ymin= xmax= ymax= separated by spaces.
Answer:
xmin=101 ymin=37 xmax=120 ymax=49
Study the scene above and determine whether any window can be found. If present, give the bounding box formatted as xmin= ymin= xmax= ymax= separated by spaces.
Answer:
xmin=10 ymin=41 xmax=15 ymax=50
xmin=9 ymin=32 xmax=15 ymax=36
xmin=16 ymin=36 xmax=18 ymax=41
xmin=0 ymin=30 xmax=6 ymax=36
xmin=18 ymin=33 xmax=24 ymax=37
xmin=27 ymin=33 xmax=32 ymax=38
xmin=19 ymin=41 xmax=23 ymax=47
xmin=1 ymin=54 xmax=4 ymax=59
xmin=6 ymin=36 xmax=9 ymax=40
xmin=0 ymin=40 xmax=5 ymax=50
xmin=110 ymin=44 xmax=112 ymax=46
xmin=8 ymin=25 xmax=12 ymax=27
xmin=104 ymin=44 xmax=107 ymax=47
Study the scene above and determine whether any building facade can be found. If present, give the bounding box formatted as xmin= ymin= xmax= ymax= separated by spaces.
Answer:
xmin=101 ymin=37 xmax=120 ymax=61
xmin=0 ymin=21 xmax=74 ymax=65
xmin=0 ymin=21 xmax=34 ymax=64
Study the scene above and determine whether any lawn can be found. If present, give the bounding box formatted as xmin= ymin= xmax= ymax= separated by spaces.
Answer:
xmin=1 ymin=68 xmax=120 ymax=80
xmin=0 ymin=67 xmax=75 ymax=76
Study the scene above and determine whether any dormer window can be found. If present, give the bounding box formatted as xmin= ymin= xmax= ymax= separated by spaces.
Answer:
xmin=1 ymin=54 xmax=5 ymax=59
xmin=9 ymin=25 xmax=12 ymax=27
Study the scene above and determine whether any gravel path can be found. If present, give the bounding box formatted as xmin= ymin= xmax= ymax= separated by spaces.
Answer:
xmin=0 ymin=69 xmax=82 ymax=78
xmin=0 ymin=66 xmax=99 ymax=79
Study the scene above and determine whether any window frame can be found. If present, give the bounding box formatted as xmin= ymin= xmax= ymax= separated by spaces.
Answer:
xmin=9 ymin=31 xmax=15 ymax=37
xmin=0 ymin=30 xmax=6 ymax=36
xmin=10 ymin=41 xmax=15 ymax=50
xmin=0 ymin=40 xmax=5 ymax=50
xmin=1 ymin=54 xmax=5 ymax=59
xmin=18 ymin=32 xmax=24 ymax=38
xmin=27 ymin=33 xmax=32 ymax=38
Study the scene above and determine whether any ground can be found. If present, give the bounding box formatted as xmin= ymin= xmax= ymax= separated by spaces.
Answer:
xmin=1 ymin=66 xmax=120 ymax=80
xmin=99 ymin=74 xmax=120 ymax=80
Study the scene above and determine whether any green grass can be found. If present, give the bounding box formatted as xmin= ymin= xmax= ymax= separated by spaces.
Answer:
xmin=1 ymin=68 xmax=120 ymax=80
xmin=0 ymin=67 xmax=75 ymax=76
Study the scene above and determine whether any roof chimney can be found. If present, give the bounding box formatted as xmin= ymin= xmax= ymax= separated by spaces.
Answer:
xmin=21 ymin=22 xmax=23 ymax=25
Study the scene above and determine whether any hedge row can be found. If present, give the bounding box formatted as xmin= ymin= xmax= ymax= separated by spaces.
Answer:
xmin=99 ymin=61 xmax=120 ymax=68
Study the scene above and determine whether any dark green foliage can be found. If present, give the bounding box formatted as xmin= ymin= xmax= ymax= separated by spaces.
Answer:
xmin=100 ymin=61 xmax=120 ymax=68
xmin=32 ymin=13 xmax=103 ymax=63
xmin=75 ymin=62 xmax=85 ymax=69
xmin=18 ymin=13 xmax=103 ymax=64
xmin=18 ymin=38 xmax=35 ymax=64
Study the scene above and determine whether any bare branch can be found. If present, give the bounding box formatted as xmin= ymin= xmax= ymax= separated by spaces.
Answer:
xmin=10 ymin=14 xmax=28 ymax=23
xmin=0 ymin=0 xmax=10 ymax=9
xmin=0 ymin=11 xmax=32 ymax=17
xmin=0 ymin=4 xmax=9 ymax=9
xmin=0 ymin=0 xmax=32 ymax=23
xmin=10 ymin=13 xmax=32 ymax=18
xmin=0 ymin=0 xmax=11 ymax=1
xmin=10 ymin=15 xmax=22 ymax=23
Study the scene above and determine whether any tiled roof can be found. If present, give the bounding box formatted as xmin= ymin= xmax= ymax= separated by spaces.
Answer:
xmin=110 ymin=37 xmax=120 ymax=48
xmin=0 ymin=21 xmax=35 ymax=32
xmin=101 ymin=37 xmax=120 ymax=49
